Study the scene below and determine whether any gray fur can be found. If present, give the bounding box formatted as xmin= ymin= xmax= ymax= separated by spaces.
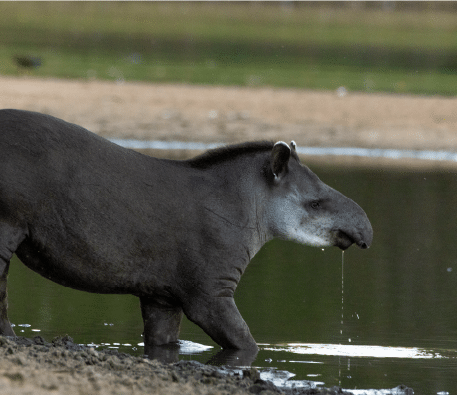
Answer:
xmin=0 ymin=109 xmax=372 ymax=353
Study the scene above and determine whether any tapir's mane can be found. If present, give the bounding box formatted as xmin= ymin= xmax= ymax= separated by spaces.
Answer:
xmin=187 ymin=141 xmax=276 ymax=169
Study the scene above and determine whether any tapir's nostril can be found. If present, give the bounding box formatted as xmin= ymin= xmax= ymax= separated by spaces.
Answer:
xmin=360 ymin=242 xmax=368 ymax=249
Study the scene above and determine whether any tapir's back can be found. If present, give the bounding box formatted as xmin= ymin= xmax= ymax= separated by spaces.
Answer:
xmin=0 ymin=109 xmax=150 ymax=219
xmin=0 ymin=110 xmax=373 ymax=352
xmin=0 ymin=109 xmax=196 ymax=293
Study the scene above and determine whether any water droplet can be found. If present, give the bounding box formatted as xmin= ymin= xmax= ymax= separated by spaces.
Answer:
xmin=447 ymin=267 xmax=453 ymax=272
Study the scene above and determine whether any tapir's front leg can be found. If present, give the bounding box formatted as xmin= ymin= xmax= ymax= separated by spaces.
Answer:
xmin=140 ymin=296 xmax=183 ymax=348
xmin=183 ymin=296 xmax=258 ymax=351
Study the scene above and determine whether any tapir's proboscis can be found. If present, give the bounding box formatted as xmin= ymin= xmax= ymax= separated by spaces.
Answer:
xmin=0 ymin=109 xmax=372 ymax=358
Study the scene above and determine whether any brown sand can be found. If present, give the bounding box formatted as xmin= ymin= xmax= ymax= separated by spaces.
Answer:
xmin=2 ymin=75 xmax=457 ymax=170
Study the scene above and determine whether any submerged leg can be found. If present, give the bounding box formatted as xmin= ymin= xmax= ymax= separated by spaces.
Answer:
xmin=0 ymin=223 xmax=27 ymax=337
xmin=140 ymin=296 xmax=183 ymax=348
xmin=183 ymin=296 xmax=258 ymax=351
xmin=0 ymin=259 xmax=14 ymax=336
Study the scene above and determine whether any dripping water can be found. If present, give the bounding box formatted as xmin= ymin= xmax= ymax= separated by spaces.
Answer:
xmin=339 ymin=250 xmax=344 ymax=386
xmin=341 ymin=250 xmax=344 ymax=336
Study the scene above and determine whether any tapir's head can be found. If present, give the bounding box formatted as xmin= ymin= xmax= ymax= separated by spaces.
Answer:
xmin=265 ymin=141 xmax=373 ymax=250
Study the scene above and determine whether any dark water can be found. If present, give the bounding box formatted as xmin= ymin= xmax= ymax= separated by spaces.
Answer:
xmin=7 ymin=164 xmax=457 ymax=394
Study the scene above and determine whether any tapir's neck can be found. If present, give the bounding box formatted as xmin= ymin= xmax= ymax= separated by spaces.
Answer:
xmin=205 ymin=154 xmax=273 ymax=262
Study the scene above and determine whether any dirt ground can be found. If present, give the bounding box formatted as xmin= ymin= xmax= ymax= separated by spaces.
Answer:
xmin=0 ymin=335 xmax=411 ymax=395
xmin=0 ymin=75 xmax=442 ymax=394
xmin=0 ymin=336 xmax=281 ymax=395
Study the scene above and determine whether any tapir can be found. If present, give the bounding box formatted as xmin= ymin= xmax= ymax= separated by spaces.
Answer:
xmin=0 ymin=109 xmax=372 ymax=352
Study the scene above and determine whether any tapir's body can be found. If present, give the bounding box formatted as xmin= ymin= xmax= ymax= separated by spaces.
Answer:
xmin=0 ymin=109 xmax=372 ymax=352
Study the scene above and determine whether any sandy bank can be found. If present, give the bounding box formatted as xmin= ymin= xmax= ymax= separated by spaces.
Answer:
xmin=1 ymin=76 xmax=457 ymax=169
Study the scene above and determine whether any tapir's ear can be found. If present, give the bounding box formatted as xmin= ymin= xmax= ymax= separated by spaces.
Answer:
xmin=271 ymin=141 xmax=291 ymax=180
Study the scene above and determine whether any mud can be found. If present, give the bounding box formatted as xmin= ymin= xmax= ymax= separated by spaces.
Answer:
xmin=0 ymin=335 xmax=393 ymax=395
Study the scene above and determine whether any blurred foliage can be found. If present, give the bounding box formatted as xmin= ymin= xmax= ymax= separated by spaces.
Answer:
xmin=1 ymin=1 xmax=457 ymax=95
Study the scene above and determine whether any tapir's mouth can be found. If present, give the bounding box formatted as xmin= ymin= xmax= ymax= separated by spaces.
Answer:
xmin=334 ymin=230 xmax=369 ymax=250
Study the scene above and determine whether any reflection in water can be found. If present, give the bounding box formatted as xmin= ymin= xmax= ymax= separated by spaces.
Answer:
xmin=142 ymin=340 xmax=258 ymax=366
xmin=176 ymin=340 xmax=213 ymax=355
xmin=264 ymin=343 xmax=455 ymax=359
xmin=139 ymin=339 xmax=213 ymax=354
xmin=142 ymin=340 xmax=216 ymax=364
xmin=206 ymin=348 xmax=258 ymax=367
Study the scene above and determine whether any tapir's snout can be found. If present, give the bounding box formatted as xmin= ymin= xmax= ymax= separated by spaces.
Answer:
xmin=354 ymin=232 xmax=371 ymax=250
xmin=358 ymin=215 xmax=373 ymax=249
xmin=332 ymin=200 xmax=373 ymax=251
xmin=334 ymin=224 xmax=373 ymax=251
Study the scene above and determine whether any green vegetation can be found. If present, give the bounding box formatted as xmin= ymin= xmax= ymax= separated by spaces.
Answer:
xmin=1 ymin=2 xmax=457 ymax=95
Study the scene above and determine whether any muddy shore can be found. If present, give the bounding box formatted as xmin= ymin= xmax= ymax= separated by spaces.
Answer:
xmin=0 ymin=335 xmax=412 ymax=395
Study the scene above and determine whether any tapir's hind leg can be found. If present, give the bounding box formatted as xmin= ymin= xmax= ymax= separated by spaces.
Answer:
xmin=0 ymin=258 xmax=14 ymax=336
xmin=140 ymin=296 xmax=183 ymax=349
xmin=0 ymin=222 xmax=27 ymax=336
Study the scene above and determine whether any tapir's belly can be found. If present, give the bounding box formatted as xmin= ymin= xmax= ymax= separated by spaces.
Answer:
xmin=14 ymin=237 xmax=170 ymax=296
xmin=9 ymin=179 xmax=186 ymax=296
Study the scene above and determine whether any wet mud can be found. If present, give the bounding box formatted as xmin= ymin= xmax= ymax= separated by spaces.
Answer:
xmin=0 ymin=336 xmax=413 ymax=395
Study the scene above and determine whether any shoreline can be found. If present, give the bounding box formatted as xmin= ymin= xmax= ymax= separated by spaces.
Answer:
xmin=0 ymin=335 xmax=412 ymax=395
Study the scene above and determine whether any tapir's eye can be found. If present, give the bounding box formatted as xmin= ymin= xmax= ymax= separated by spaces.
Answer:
xmin=310 ymin=201 xmax=320 ymax=210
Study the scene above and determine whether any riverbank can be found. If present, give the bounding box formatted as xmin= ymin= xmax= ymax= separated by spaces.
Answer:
xmin=0 ymin=335 xmax=389 ymax=395
xmin=2 ymin=76 xmax=457 ymax=170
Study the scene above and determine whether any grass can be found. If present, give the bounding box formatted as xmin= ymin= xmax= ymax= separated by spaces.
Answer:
xmin=1 ymin=2 xmax=457 ymax=95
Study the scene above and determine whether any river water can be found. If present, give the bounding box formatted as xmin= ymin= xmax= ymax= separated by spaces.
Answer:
xmin=7 ymin=145 xmax=457 ymax=394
